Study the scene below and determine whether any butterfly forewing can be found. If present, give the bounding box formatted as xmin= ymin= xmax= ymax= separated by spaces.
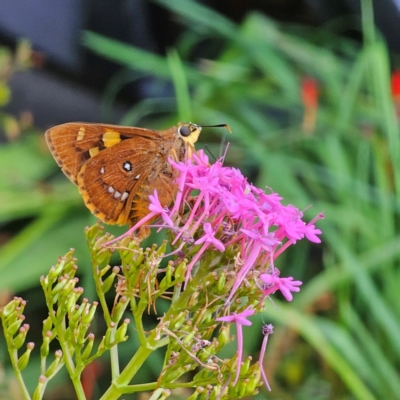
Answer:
xmin=45 ymin=123 xmax=165 ymax=184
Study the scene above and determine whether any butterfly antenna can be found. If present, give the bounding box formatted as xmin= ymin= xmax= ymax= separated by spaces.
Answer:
xmin=201 ymin=124 xmax=232 ymax=133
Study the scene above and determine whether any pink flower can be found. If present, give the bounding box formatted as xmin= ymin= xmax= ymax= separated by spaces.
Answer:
xmin=194 ymin=223 xmax=225 ymax=251
xmin=260 ymin=274 xmax=302 ymax=302
xmin=216 ymin=308 xmax=255 ymax=385
xmin=259 ymin=324 xmax=274 ymax=391
xmin=183 ymin=222 xmax=225 ymax=287
xmin=149 ymin=190 xmax=174 ymax=227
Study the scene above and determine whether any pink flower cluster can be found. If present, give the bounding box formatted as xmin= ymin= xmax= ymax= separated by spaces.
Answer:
xmin=118 ymin=149 xmax=323 ymax=390
xmin=144 ymin=150 xmax=322 ymax=295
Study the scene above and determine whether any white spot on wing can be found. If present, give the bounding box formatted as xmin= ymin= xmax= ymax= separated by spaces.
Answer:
xmin=134 ymin=174 xmax=141 ymax=180
xmin=108 ymin=186 xmax=114 ymax=193
xmin=123 ymin=161 xmax=132 ymax=172
xmin=100 ymin=166 xmax=105 ymax=174
xmin=121 ymin=191 xmax=129 ymax=201
xmin=114 ymin=191 xmax=121 ymax=199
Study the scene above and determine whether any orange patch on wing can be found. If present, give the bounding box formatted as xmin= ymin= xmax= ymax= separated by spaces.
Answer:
xmin=103 ymin=130 xmax=121 ymax=148
xmin=77 ymin=126 xmax=85 ymax=141
xmin=89 ymin=147 xmax=100 ymax=157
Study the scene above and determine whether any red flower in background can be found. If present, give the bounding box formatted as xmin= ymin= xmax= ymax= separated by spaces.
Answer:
xmin=301 ymin=77 xmax=319 ymax=134
xmin=391 ymin=70 xmax=400 ymax=119
xmin=301 ymin=77 xmax=319 ymax=109
xmin=391 ymin=70 xmax=400 ymax=99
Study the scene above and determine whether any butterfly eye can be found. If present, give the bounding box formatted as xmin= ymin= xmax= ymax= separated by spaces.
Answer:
xmin=179 ymin=125 xmax=192 ymax=137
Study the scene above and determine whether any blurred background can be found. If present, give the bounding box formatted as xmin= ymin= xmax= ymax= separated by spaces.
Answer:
xmin=1 ymin=0 xmax=400 ymax=398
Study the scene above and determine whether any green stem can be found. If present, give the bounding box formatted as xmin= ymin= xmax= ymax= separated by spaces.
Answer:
xmin=53 ymin=318 xmax=86 ymax=400
xmin=94 ymin=267 xmax=112 ymax=324
xmin=93 ymin=266 xmax=118 ymax=378
xmin=9 ymin=349 xmax=31 ymax=399
xmin=109 ymin=330 xmax=120 ymax=379
xmin=100 ymin=345 xmax=153 ymax=400
xmin=132 ymin=298 xmax=148 ymax=346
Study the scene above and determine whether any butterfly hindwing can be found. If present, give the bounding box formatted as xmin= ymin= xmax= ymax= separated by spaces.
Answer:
xmin=76 ymin=137 xmax=178 ymax=225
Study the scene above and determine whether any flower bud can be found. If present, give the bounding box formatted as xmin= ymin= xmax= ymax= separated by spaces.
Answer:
xmin=131 ymin=249 xmax=144 ymax=268
xmin=85 ymin=223 xmax=103 ymax=240
xmin=45 ymin=350 xmax=63 ymax=377
xmin=13 ymin=324 xmax=30 ymax=350
xmin=244 ymin=362 xmax=261 ymax=394
xmin=42 ymin=316 xmax=53 ymax=333
xmin=1 ymin=298 xmax=18 ymax=318
xmin=64 ymin=261 xmax=78 ymax=279
xmin=174 ymin=259 xmax=187 ymax=281
xmin=95 ymin=247 xmax=113 ymax=265
xmin=50 ymin=276 xmax=68 ymax=296
xmin=98 ymin=264 xmax=112 ymax=278
xmin=217 ymin=325 xmax=230 ymax=348
xmin=115 ymin=319 xmax=130 ymax=342
xmin=217 ymin=270 xmax=227 ymax=293
xmin=165 ymin=261 xmax=174 ymax=283
xmin=82 ymin=301 xmax=98 ymax=325
xmin=159 ymin=262 xmax=174 ymax=290
xmin=81 ymin=333 xmax=95 ymax=360
xmin=17 ymin=342 xmax=34 ymax=370
xmin=93 ymin=233 xmax=112 ymax=249
xmin=198 ymin=384 xmax=213 ymax=400
xmin=70 ymin=300 xmax=86 ymax=324
xmin=63 ymin=277 xmax=80 ymax=296
xmin=236 ymin=378 xmax=249 ymax=397
xmin=104 ymin=322 xmax=116 ymax=347
xmin=240 ymin=356 xmax=252 ymax=377
xmin=8 ymin=315 xmax=25 ymax=336
xmin=187 ymin=386 xmax=204 ymax=400
xmin=32 ymin=375 xmax=47 ymax=400
xmin=40 ymin=331 xmax=53 ymax=358
xmin=111 ymin=297 xmax=128 ymax=323
xmin=101 ymin=270 xmax=117 ymax=293
xmin=66 ymin=291 xmax=81 ymax=317
xmin=206 ymin=385 xmax=221 ymax=400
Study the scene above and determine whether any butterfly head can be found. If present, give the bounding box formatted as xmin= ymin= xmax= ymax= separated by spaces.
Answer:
xmin=177 ymin=122 xmax=202 ymax=147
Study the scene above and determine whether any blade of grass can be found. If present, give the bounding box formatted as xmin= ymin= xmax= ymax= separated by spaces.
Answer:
xmin=167 ymin=49 xmax=192 ymax=121
xmin=264 ymin=304 xmax=377 ymax=400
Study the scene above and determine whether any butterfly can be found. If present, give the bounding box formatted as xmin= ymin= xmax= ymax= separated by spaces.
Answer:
xmin=45 ymin=122 xmax=203 ymax=227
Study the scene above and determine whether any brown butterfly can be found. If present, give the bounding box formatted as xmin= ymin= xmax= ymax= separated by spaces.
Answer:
xmin=45 ymin=122 xmax=204 ymax=227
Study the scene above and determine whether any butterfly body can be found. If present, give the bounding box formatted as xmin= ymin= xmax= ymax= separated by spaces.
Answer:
xmin=45 ymin=122 xmax=202 ymax=226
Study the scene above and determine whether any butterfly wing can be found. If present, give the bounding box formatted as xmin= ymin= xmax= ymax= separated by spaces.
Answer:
xmin=76 ymin=137 xmax=179 ymax=225
xmin=45 ymin=122 xmax=198 ymax=227
xmin=45 ymin=123 xmax=166 ymax=184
